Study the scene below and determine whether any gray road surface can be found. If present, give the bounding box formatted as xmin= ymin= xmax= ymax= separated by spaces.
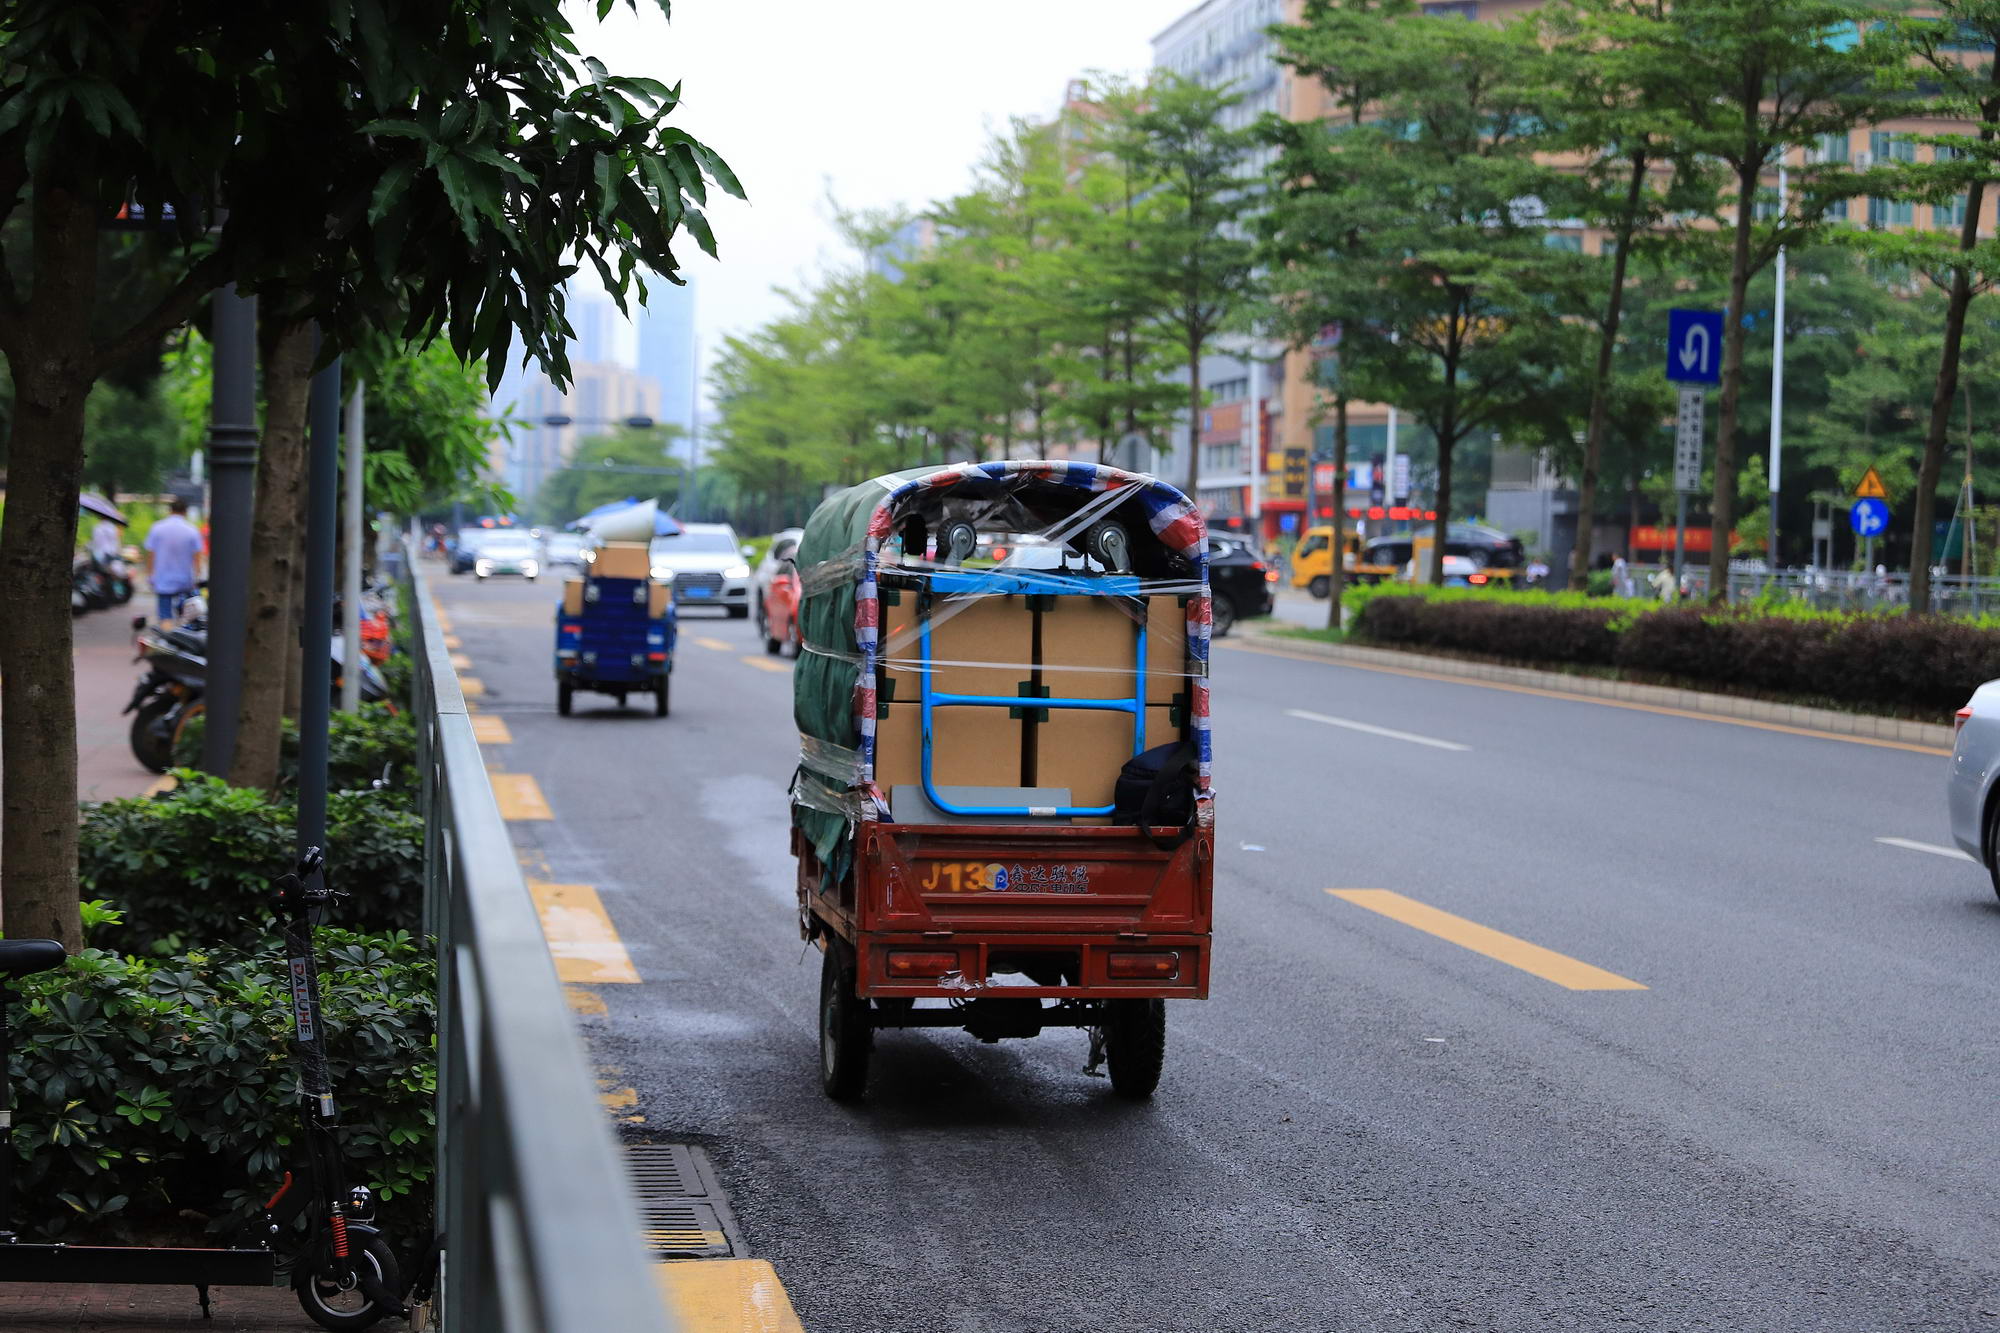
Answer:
xmin=441 ymin=573 xmax=1999 ymax=1332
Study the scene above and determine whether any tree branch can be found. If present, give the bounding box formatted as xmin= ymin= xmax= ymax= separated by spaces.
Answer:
xmin=91 ymin=249 xmax=231 ymax=377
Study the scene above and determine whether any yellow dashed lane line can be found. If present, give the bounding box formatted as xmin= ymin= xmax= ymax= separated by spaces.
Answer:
xmin=527 ymin=880 xmax=639 ymax=983
xmin=470 ymin=714 xmax=512 ymax=745
xmin=566 ymin=986 xmax=608 ymax=1016
xmin=459 ymin=675 xmax=486 ymax=698
xmin=741 ymin=656 xmax=789 ymax=674
xmin=443 ymin=634 xmax=461 ymax=650
xmin=489 ymin=772 xmax=552 ymax=820
xmin=655 ymin=1260 xmax=805 ymax=1333
xmin=450 ymin=652 xmax=473 ymax=670
xmin=1329 ymin=889 xmax=1646 ymax=991
xmin=694 ymin=636 xmax=733 ymax=652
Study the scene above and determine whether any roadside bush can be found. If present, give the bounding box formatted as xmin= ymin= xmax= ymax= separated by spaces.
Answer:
xmin=8 ymin=931 xmax=433 ymax=1246
xmin=1345 ymin=585 xmax=2000 ymax=717
xmin=80 ymin=773 xmax=424 ymax=955
xmin=1356 ymin=594 xmax=1621 ymax=666
xmin=170 ymin=702 xmax=416 ymax=793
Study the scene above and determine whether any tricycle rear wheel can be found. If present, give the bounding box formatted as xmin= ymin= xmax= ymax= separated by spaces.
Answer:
xmin=654 ymin=677 xmax=670 ymax=717
xmin=1102 ymin=999 xmax=1165 ymax=1100
xmin=819 ymin=947 xmax=871 ymax=1101
xmin=558 ymin=683 xmax=573 ymax=716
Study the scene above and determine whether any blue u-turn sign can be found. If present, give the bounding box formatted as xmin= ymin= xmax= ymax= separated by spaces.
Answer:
xmin=1666 ymin=309 xmax=1724 ymax=385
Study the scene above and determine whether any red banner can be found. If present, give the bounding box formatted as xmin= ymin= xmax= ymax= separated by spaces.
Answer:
xmin=1629 ymin=526 xmax=1742 ymax=553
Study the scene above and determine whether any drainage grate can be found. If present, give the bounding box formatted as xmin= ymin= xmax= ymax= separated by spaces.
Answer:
xmin=626 ymin=1143 xmax=742 ymax=1259
xmin=628 ymin=1143 xmax=707 ymax=1199
xmin=638 ymin=1200 xmax=732 ymax=1259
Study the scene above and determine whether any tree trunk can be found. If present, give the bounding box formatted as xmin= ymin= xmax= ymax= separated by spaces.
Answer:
xmin=1911 ymin=74 xmax=1997 ymax=612
xmin=0 ymin=177 xmax=101 ymax=950
xmin=1572 ymin=157 xmax=1645 ymax=592
xmin=1328 ymin=391 xmax=1350 ymax=631
xmin=230 ymin=319 xmax=312 ymax=791
xmin=1185 ymin=343 xmax=1202 ymax=502
xmin=1431 ymin=428 xmax=1454 ymax=588
xmin=1707 ymin=158 xmax=1759 ymax=603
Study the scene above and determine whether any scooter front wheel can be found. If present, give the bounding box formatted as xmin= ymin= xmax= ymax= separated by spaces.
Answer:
xmin=294 ymin=1232 xmax=402 ymax=1331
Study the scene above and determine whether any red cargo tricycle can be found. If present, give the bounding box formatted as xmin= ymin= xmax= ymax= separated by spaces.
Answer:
xmin=789 ymin=461 xmax=1213 ymax=1100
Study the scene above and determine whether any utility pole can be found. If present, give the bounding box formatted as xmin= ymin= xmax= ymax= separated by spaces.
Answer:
xmin=1768 ymin=154 xmax=1788 ymax=574
xmin=200 ymin=285 xmax=259 ymax=777
xmin=298 ymin=345 xmax=341 ymax=855
xmin=1248 ymin=357 xmax=1263 ymax=537
xmin=1383 ymin=405 xmax=1399 ymax=540
xmin=341 ymin=381 xmax=366 ymax=713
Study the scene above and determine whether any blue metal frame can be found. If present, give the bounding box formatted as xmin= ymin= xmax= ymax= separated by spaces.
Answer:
xmin=916 ymin=567 xmax=1147 ymax=818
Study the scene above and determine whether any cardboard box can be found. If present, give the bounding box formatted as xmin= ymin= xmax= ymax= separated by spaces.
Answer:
xmin=1039 ymin=596 xmax=1143 ymax=700
xmin=873 ymin=701 xmax=1024 ymax=802
xmin=647 ymin=581 xmax=671 ymax=620
xmin=1031 ymin=704 xmax=1181 ymax=812
xmin=561 ymin=578 xmax=585 ymax=617
xmin=880 ymin=593 xmax=1033 ymax=702
xmin=593 ymin=542 xmax=651 ymax=580
xmin=1146 ymin=595 xmax=1193 ymax=705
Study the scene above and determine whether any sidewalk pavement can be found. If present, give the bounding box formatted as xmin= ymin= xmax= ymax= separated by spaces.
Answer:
xmin=0 ymin=1283 xmax=318 ymax=1331
xmin=72 ymin=605 xmax=162 ymax=803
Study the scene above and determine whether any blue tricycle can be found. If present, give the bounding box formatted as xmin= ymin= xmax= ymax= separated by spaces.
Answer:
xmin=554 ymin=574 xmax=676 ymax=717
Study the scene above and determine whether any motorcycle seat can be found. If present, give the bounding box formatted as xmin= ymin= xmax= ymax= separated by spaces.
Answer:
xmin=0 ymin=939 xmax=66 ymax=979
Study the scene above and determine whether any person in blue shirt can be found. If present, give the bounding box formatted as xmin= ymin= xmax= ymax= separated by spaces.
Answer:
xmin=143 ymin=499 xmax=204 ymax=625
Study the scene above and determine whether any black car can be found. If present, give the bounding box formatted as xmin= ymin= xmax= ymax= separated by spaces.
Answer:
xmin=1360 ymin=523 xmax=1525 ymax=580
xmin=1205 ymin=536 xmax=1276 ymax=637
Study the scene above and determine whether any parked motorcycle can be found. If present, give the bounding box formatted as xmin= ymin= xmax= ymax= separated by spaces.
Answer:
xmin=126 ymin=614 xmax=209 ymax=773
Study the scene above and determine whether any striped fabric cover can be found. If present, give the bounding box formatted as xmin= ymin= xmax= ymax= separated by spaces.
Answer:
xmin=852 ymin=459 xmax=1212 ymax=811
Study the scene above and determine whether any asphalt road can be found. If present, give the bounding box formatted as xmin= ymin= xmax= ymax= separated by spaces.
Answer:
xmin=441 ymin=572 xmax=2000 ymax=1332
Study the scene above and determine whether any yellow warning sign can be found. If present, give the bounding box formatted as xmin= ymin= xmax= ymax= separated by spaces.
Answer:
xmin=1854 ymin=466 xmax=1889 ymax=500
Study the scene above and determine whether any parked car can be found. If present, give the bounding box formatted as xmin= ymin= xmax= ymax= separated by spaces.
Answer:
xmin=542 ymin=532 xmax=587 ymax=568
xmin=649 ymin=522 xmax=752 ymax=616
xmin=1206 ymin=536 xmax=1276 ymax=637
xmin=761 ymin=560 xmax=803 ymax=657
xmin=1950 ymin=679 xmax=2000 ymax=897
xmin=1362 ymin=523 xmax=1525 ymax=585
xmin=473 ymin=531 xmax=541 ymax=581
xmin=752 ymin=528 xmax=805 ymax=640
xmin=449 ymin=527 xmax=490 ymax=575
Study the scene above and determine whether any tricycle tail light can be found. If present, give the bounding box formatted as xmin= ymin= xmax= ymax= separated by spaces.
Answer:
xmin=886 ymin=950 xmax=957 ymax=978
xmin=1108 ymin=951 xmax=1180 ymax=980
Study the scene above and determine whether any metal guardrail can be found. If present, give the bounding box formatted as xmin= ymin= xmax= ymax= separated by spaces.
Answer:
xmin=405 ymin=547 xmax=672 ymax=1331
xmin=1634 ymin=565 xmax=2000 ymax=615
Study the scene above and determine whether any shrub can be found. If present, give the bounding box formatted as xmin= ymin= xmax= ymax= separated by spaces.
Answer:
xmin=8 ymin=931 xmax=434 ymax=1247
xmin=1346 ymin=585 xmax=2000 ymax=717
xmin=170 ymin=702 xmax=416 ymax=794
xmin=80 ymin=773 xmax=424 ymax=955
xmin=1356 ymin=594 xmax=1620 ymax=666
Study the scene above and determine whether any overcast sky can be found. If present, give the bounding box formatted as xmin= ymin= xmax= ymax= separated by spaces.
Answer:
xmin=575 ymin=0 xmax=1196 ymax=390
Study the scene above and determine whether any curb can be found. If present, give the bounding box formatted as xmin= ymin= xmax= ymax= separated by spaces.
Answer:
xmin=1237 ymin=623 xmax=1956 ymax=752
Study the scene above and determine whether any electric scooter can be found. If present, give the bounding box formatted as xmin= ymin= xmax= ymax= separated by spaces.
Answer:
xmin=0 ymin=848 xmax=412 ymax=1330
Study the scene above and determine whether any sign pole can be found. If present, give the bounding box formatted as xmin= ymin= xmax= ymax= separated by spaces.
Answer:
xmin=1675 ymin=492 xmax=1688 ymax=581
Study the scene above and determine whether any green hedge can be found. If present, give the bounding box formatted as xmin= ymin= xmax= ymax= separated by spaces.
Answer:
xmin=80 ymin=773 xmax=424 ymax=956
xmin=1347 ymin=587 xmax=2000 ymax=717
xmin=9 ymin=930 xmax=433 ymax=1245
xmin=170 ymin=702 xmax=417 ymax=793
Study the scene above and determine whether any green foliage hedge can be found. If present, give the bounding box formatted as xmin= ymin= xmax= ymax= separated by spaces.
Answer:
xmin=9 ymin=932 xmax=433 ymax=1245
xmin=80 ymin=774 xmax=424 ymax=956
xmin=170 ymin=702 xmax=417 ymax=793
xmin=1348 ymin=587 xmax=2000 ymax=716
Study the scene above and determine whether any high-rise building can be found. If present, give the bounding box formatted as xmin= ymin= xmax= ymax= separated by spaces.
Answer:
xmin=637 ymin=278 xmax=698 ymax=438
xmin=1151 ymin=0 xmax=1287 ymax=533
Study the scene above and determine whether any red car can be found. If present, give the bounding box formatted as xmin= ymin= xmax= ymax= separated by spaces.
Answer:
xmin=761 ymin=562 xmax=801 ymax=657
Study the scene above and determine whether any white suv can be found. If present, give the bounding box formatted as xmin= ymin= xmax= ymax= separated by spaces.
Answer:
xmin=649 ymin=522 xmax=752 ymax=617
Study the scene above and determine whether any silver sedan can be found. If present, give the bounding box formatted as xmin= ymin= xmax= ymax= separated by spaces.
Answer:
xmin=1948 ymin=678 xmax=2000 ymax=894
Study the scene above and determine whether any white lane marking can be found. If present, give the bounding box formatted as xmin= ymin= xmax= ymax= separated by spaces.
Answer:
xmin=1284 ymin=708 xmax=1471 ymax=752
xmin=1875 ymin=836 xmax=1976 ymax=863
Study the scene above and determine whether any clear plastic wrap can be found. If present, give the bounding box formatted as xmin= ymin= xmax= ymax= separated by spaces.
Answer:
xmin=789 ymin=461 xmax=1214 ymax=859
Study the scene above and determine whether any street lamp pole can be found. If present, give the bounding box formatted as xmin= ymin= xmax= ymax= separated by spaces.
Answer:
xmin=1769 ymin=155 xmax=1788 ymax=574
xmin=200 ymin=284 xmax=258 ymax=777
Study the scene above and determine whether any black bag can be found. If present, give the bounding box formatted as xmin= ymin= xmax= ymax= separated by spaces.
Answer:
xmin=1111 ymin=742 xmax=1198 ymax=849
